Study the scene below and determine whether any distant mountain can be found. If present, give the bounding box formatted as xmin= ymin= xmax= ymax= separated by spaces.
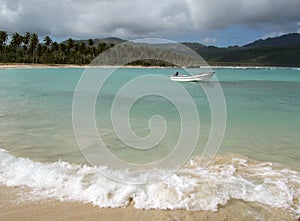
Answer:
xmin=61 ymin=37 xmax=125 ymax=46
xmin=181 ymin=42 xmax=206 ymax=51
xmin=94 ymin=37 xmax=126 ymax=45
xmin=58 ymin=33 xmax=300 ymax=66
xmin=243 ymin=33 xmax=300 ymax=48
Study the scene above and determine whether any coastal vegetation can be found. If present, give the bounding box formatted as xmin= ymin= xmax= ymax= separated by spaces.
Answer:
xmin=0 ymin=31 xmax=115 ymax=65
xmin=0 ymin=30 xmax=300 ymax=67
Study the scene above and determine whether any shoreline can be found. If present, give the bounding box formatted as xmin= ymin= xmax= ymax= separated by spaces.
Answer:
xmin=0 ymin=185 xmax=294 ymax=221
xmin=0 ymin=151 xmax=299 ymax=220
xmin=0 ymin=63 xmax=172 ymax=69
xmin=0 ymin=63 xmax=299 ymax=69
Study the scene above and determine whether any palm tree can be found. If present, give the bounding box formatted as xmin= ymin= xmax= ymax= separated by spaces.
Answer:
xmin=88 ymin=39 xmax=94 ymax=47
xmin=30 ymin=33 xmax=39 ymax=63
xmin=67 ymin=38 xmax=74 ymax=49
xmin=73 ymin=43 xmax=78 ymax=63
xmin=37 ymin=43 xmax=42 ymax=62
xmin=22 ymin=44 xmax=27 ymax=62
xmin=79 ymin=42 xmax=86 ymax=64
xmin=67 ymin=38 xmax=74 ymax=62
xmin=0 ymin=30 xmax=8 ymax=61
xmin=98 ymin=42 xmax=107 ymax=54
xmin=0 ymin=30 xmax=8 ymax=46
xmin=43 ymin=35 xmax=52 ymax=53
xmin=11 ymin=32 xmax=23 ymax=62
xmin=58 ymin=43 xmax=66 ymax=64
xmin=23 ymin=32 xmax=31 ymax=62
xmin=51 ymin=41 xmax=59 ymax=62
xmin=88 ymin=39 xmax=95 ymax=58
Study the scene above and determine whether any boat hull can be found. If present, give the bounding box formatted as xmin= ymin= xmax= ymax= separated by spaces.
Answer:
xmin=170 ymin=72 xmax=214 ymax=82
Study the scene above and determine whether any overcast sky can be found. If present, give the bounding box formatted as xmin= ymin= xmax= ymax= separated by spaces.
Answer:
xmin=0 ymin=0 xmax=300 ymax=46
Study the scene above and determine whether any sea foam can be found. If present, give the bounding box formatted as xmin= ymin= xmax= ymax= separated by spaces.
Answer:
xmin=0 ymin=148 xmax=299 ymax=216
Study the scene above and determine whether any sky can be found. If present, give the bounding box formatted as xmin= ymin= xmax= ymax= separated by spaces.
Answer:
xmin=0 ymin=0 xmax=300 ymax=47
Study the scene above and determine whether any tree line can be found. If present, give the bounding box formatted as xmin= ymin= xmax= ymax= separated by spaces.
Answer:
xmin=0 ymin=30 xmax=115 ymax=65
xmin=0 ymin=30 xmax=200 ymax=67
xmin=3 ymin=30 xmax=298 ymax=67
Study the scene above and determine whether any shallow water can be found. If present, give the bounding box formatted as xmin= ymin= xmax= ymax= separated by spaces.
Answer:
xmin=0 ymin=67 xmax=299 ymax=218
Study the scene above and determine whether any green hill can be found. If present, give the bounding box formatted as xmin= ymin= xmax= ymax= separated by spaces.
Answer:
xmin=243 ymin=33 xmax=300 ymax=48
xmin=182 ymin=33 xmax=300 ymax=67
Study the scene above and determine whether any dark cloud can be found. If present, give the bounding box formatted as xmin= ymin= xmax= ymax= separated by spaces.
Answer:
xmin=0 ymin=0 xmax=299 ymax=40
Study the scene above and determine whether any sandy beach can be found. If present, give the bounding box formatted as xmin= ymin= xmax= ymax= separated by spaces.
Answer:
xmin=1 ymin=63 xmax=290 ymax=70
xmin=0 ymin=185 xmax=295 ymax=221
xmin=0 ymin=63 xmax=169 ymax=69
xmin=0 ymin=63 xmax=90 ymax=69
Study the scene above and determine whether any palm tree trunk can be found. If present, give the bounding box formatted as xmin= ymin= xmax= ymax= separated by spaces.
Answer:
xmin=32 ymin=48 xmax=35 ymax=63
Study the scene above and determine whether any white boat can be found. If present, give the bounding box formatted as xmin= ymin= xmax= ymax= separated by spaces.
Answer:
xmin=170 ymin=71 xmax=214 ymax=82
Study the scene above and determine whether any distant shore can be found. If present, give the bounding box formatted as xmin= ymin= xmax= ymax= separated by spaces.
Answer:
xmin=0 ymin=63 xmax=165 ymax=69
xmin=0 ymin=63 xmax=299 ymax=69
xmin=0 ymin=63 xmax=90 ymax=69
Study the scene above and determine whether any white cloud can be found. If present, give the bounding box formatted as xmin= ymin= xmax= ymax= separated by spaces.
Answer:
xmin=0 ymin=0 xmax=300 ymax=40
xmin=261 ymin=32 xmax=287 ymax=39
xmin=202 ymin=37 xmax=217 ymax=45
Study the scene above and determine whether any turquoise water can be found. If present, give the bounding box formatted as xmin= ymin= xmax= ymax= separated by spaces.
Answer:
xmin=0 ymin=67 xmax=300 ymax=217
xmin=0 ymin=67 xmax=299 ymax=168
xmin=217 ymin=68 xmax=300 ymax=168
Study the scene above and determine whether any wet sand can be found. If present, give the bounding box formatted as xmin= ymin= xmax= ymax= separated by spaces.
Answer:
xmin=0 ymin=185 xmax=296 ymax=221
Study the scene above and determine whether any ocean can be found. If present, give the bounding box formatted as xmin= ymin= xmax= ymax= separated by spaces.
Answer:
xmin=0 ymin=67 xmax=299 ymax=219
